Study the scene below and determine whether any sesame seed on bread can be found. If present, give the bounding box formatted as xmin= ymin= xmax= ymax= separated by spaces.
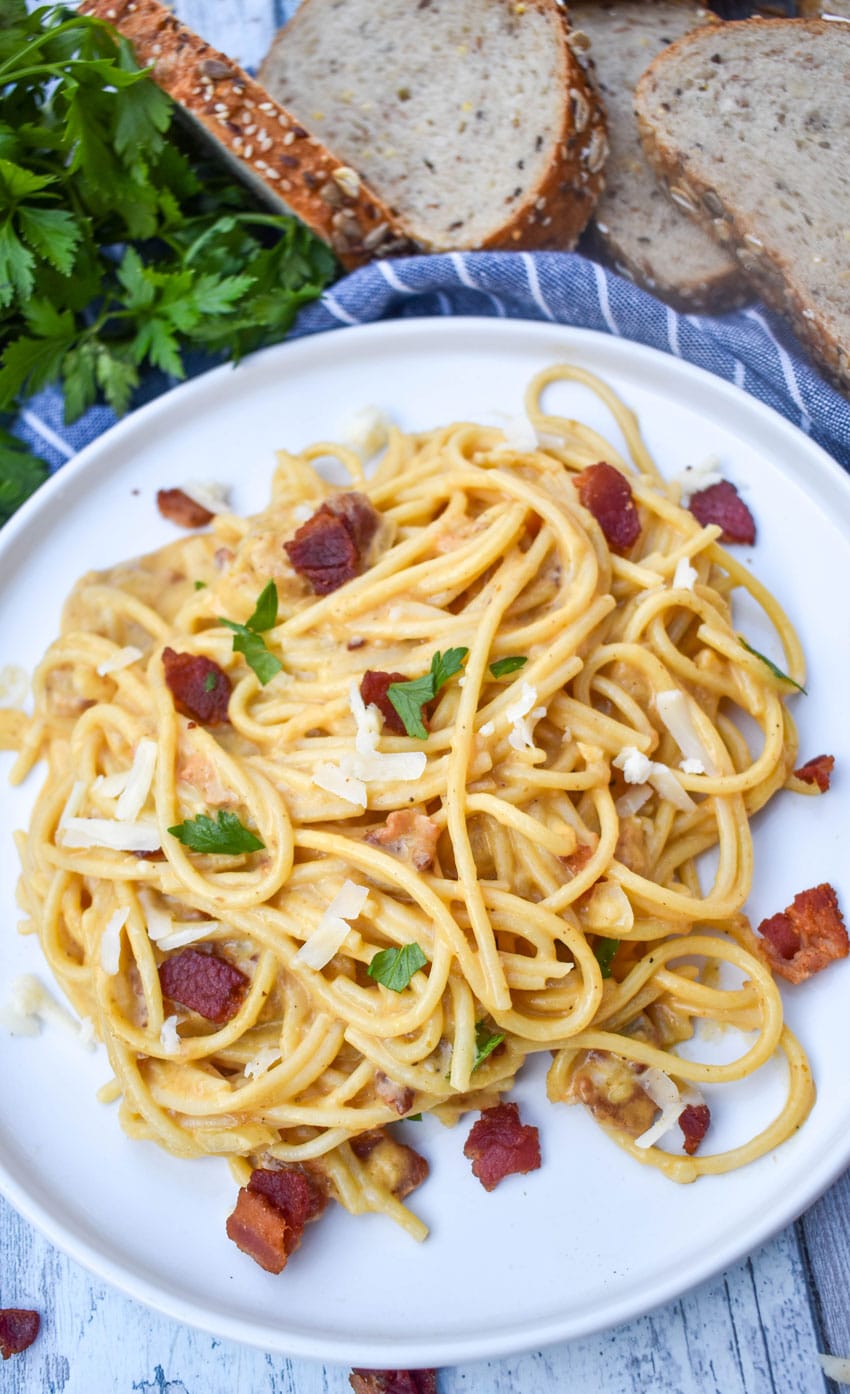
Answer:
xmin=635 ymin=18 xmax=850 ymax=394
xmin=258 ymin=0 xmax=608 ymax=252
xmin=571 ymin=0 xmax=750 ymax=312
xmin=79 ymin=0 xmax=419 ymax=267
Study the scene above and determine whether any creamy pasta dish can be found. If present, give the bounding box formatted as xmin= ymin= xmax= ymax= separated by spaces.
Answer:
xmin=4 ymin=362 xmax=844 ymax=1273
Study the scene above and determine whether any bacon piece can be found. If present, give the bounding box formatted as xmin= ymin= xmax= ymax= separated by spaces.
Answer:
xmin=158 ymin=948 xmax=248 ymax=1023
xmin=575 ymin=462 xmax=641 ymax=554
xmin=350 ymin=1129 xmax=429 ymax=1199
xmin=156 ymin=488 xmax=214 ymax=528
xmin=360 ymin=670 xmax=410 ymax=735
xmin=757 ymin=883 xmax=848 ymax=984
xmin=374 ymin=1071 xmax=415 ymax=1116
xmin=794 ymin=754 xmax=835 ymax=793
xmin=365 ymin=810 xmax=441 ymax=872
xmin=248 ymin=1167 xmax=328 ymax=1254
xmin=226 ymin=1187 xmax=289 ymax=1274
xmin=567 ymin=1051 xmax=657 ymax=1136
xmin=463 ymin=1102 xmax=541 ymax=1192
xmin=0 ymin=1310 xmax=39 ymax=1360
xmin=688 ymin=480 xmax=756 ymax=545
xmin=162 ymin=648 xmax=231 ymax=726
xmin=678 ymin=1103 xmax=711 ymax=1156
xmin=284 ymin=492 xmax=380 ymax=594
xmin=350 ymin=1371 xmax=438 ymax=1394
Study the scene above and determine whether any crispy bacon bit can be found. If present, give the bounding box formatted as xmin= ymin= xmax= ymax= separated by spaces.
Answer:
xmin=757 ymin=883 xmax=848 ymax=984
xmin=248 ymin=1167 xmax=327 ymax=1254
xmin=350 ymin=1129 xmax=429 ymax=1199
xmin=284 ymin=491 xmax=380 ymax=594
xmin=679 ymin=1103 xmax=711 ymax=1156
xmin=374 ymin=1071 xmax=415 ymax=1116
xmin=463 ymin=1102 xmax=541 ymax=1192
xmin=162 ymin=648 xmax=231 ymax=726
xmin=350 ymin=1371 xmax=438 ymax=1394
xmin=794 ymin=754 xmax=835 ymax=793
xmin=156 ymin=488 xmax=214 ymax=528
xmin=158 ymin=948 xmax=248 ymax=1023
xmin=0 ymin=1310 xmax=39 ymax=1360
xmin=567 ymin=1051 xmax=657 ymax=1136
xmin=360 ymin=670 xmax=410 ymax=735
xmin=575 ymin=462 xmax=641 ymax=554
xmin=365 ymin=810 xmax=441 ymax=872
xmin=688 ymin=480 xmax=756 ymax=545
xmin=226 ymin=1187 xmax=288 ymax=1274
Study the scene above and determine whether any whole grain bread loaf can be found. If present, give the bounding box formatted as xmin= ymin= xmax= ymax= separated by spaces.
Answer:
xmin=80 ymin=0 xmax=419 ymax=267
xmin=635 ymin=18 xmax=850 ymax=394
xmin=571 ymin=1 xmax=749 ymax=311
xmin=258 ymin=0 xmax=607 ymax=253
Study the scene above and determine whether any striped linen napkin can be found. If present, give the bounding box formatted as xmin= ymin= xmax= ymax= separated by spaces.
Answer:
xmin=12 ymin=251 xmax=850 ymax=478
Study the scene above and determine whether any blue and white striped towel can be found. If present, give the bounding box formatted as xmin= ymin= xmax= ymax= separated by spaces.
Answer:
xmin=13 ymin=251 xmax=850 ymax=478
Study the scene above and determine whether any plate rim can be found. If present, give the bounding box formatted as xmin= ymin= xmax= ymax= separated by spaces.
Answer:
xmin=2 ymin=315 xmax=850 ymax=1367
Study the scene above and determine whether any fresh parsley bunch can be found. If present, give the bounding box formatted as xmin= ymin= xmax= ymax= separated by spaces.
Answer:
xmin=0 ymin=0 xmax=337 ymax=522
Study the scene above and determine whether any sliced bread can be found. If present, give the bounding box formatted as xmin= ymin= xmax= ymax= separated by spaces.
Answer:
xmin=80 ymin=0 xmax=418 ymax=267
xmin=635 ymin=18 xmax=850 ymax=393
xmin=571 ymin=1 xmax=749 ymax=311
xmin=797 ymin=1 xmax=850 ymax=16
xmin=258 ymin=0 xmax=608 ymax=252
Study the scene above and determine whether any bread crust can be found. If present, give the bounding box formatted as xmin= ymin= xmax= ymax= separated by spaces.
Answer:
xmin=80 ymin=0 xmax=419 ymax=268
xmin=260 ymin=0 xmax=608 ymax=253
xmin=635 ymin=18 xmax=850 ymax=394
xmin=570 ymin=1 xmax=748 ymax=311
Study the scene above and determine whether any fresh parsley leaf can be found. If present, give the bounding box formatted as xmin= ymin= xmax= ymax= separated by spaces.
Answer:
xmin=219 ymin=581 xmax=282 ymax=685
xmin=407 ymin=1113 xmax=423 ymax=1122
xmin=386 ymin=673 xmax=435 ymax=740
xmin=387 ymin=647 xmax=469 ymax=740
xmin=193 ymin=580 xmax=206 ymax=591
xmin=168 ymin=809 xmax=264 ymax=854
xmin=219 ymin=622 xmax=283 ymax=686
xmin=203 ymin=671 xmax=217 ymax=693
xmin=593 ymin=937 xmax=620 ymax=979
xmin=246 ymin=578 xmax=278 ymax=632
xmin=738 ymin=637 xmax=807 ymax=694
xmin=489 ymin=655 xmax=527 ymax=679
xmin=367 ymin=942 xmax=428 ymax=992
xmin=472 ymin=1020 xmax=505 ymax=1072
xmin=0 ymin=421 xmax=47 ymax=524
xmin=430 ymin=647 xmax=468 ymax=690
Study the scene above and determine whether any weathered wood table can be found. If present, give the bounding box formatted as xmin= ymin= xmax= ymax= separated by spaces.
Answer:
xmin=3 ymin=2 xmax=848 ymax=1390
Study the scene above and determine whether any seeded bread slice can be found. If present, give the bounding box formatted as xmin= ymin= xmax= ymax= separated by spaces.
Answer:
xmin=258 ymin=0 xmax=607 ymax=253
xmin=635 ymin=19 xmax=850 ymax=394
xmin=80 ymin=0 xmax=418 ymax=267
xmin=797 ymin=1 xmax=850 ymax=16
xmin=571 ymin=1 xmax=749 ymax=311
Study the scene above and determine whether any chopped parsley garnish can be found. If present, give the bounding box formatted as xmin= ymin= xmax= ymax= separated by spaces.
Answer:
xmin=387 ymin=647 xmax=468 ymax=739
xmin=593 ymin=937 xmax=620 ymax=979
xmin=168 ymin=809 xmax=265 ymax=854
xmin=738 ymin=636 xmax=807 ymax=694
xmin=367 ymin=942 xmax=428 ymax=992
xmin=193 ymin=580 xmax=206 ymax=591
xmin=219 ymin=580 xmax=282 ymax=685
xmin=203 ymin=671 xmax=217 ymax=692
xmin=489 ymin=655 xmax=527 ymax=679
xmin=472 ymin=1020 xmax=505 ymax=1072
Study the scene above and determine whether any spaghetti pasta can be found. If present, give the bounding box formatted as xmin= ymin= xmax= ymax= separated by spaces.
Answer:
xmin=6 ymin=363 xmax=826 ymax=1250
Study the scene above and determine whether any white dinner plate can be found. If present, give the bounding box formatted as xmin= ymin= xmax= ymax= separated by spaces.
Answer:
xmin=1 ymin=318 xmax=849 ymax=1368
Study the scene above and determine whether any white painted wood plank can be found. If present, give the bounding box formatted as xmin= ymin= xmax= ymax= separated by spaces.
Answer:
xmin=0 ymin=1194 xmax=829 ymax=1394
xmin=799 ymin=1170 xmax=850 ymax=1360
